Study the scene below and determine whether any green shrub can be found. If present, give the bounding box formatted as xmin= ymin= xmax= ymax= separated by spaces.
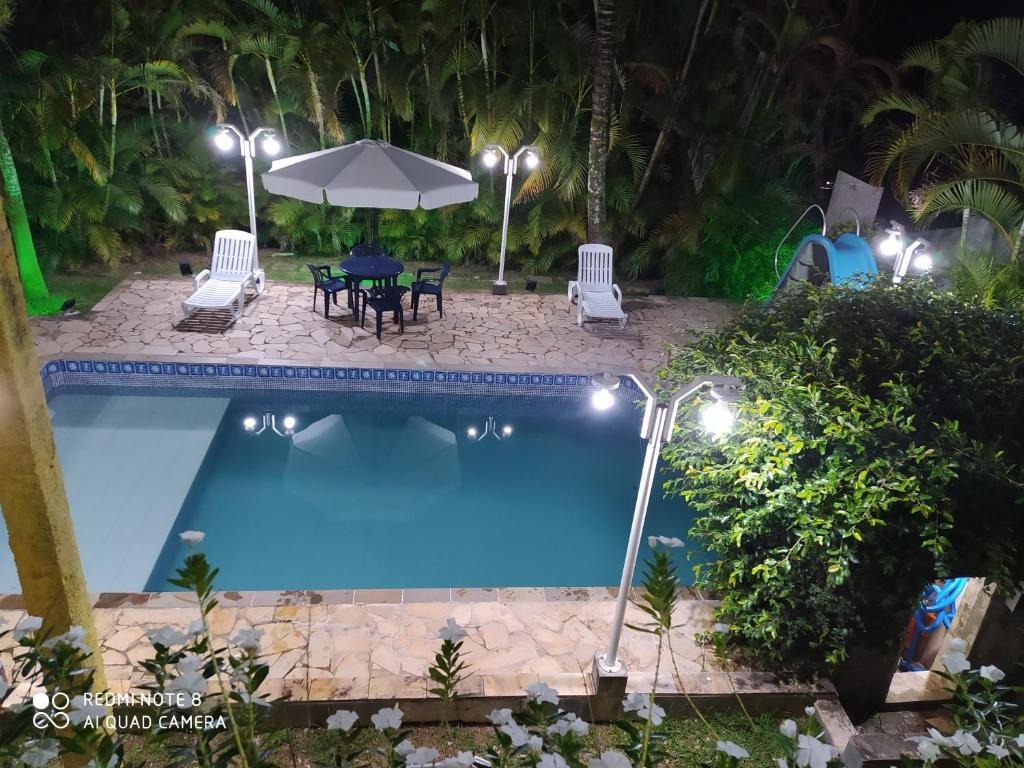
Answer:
xmin=658 ymin=279 xmax=1024 ymax=675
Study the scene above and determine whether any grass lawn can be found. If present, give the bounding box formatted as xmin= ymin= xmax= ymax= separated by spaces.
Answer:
xmin=35 ymin=248 xmax=663 ymax=315
xmin=126 ymin=711 xmax=798 ymax=768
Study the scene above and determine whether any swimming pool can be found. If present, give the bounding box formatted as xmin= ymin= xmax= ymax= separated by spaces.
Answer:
xmin=0 ymin=360 xmax=700 ymax=593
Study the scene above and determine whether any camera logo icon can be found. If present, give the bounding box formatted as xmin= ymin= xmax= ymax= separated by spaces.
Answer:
xmin=31 ymin=691 xmax=70 ymax=729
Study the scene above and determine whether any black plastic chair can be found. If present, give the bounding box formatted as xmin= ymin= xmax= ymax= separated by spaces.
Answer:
xmin=411 ymin=263 xmax=451 ymax=320
xmin=360 ymin=284 xmax=410 ymax=340
xmin=306 ymin=264 xmax=351 ymax=319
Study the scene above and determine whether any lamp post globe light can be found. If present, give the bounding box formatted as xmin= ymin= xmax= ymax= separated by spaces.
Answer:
xmin=480 ymin=143 xmax=541 ymax=294
xmin=878 ymin=221 xmax=934 ymax=284
xmin=212 ymin=124 xmax=282 ymax=243
xmin=588 ymin=371 xmax=743 ymax=690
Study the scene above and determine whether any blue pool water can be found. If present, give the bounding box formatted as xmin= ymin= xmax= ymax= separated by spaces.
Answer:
xmin=0 ymin=379 xmax=701 ymax=592
xmin=147 ymin=389 xmax=699 ymax=591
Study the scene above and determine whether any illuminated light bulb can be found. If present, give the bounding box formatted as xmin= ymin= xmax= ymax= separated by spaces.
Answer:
xmin=214 ymin=131 xmax=235 ymax=152
xmin=523 ymin=151 xmax=539 ymax=170
xmin=482 ymin=150 xmax=499 ymax=168
xmin=262 ymin=135 xmax=281 ymax=156
xmin=281 ymin=415 xmax=297 ymax=431
xmin=879 ymin=231 xmax=902 ymax=257
xmin=502 ymin=425 xmax=513 ymax=437
xmin=467 ymin=426 xmax=478 ymax=438
xmin=592 ymin=388 xmax=615 ymax=411
xmin=243 ymin=416 xmax=258 ymax=432
xmin=700 ymin=400 xmax=735 ymax=437
xmin=913 ymin=253 xmax=933 ymax=272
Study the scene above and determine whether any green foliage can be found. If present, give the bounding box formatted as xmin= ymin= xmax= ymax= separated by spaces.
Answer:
xmin=863 ymin=18 xmax=1024 ymax=251
xmin=658 ymin=280 xmax=1024 ymax=675
xmin=950 ymin=246 xmax=1024 ymax=308
xmin=0 ymin=0 xmax=882 ymax=292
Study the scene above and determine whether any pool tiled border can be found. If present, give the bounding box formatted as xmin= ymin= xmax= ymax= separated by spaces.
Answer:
xmin=40 ymin=358 xmax=644 ymax=402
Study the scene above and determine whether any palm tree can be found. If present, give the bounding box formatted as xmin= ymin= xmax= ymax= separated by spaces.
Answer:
xmin=586 ymin=0 xmax=615 ymax=243
xmin=863 ymin=18 xmax=1024 ymax=257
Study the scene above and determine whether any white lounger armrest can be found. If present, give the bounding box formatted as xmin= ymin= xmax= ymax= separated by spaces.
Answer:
xmin=194 ymin=269 xmax=211 ymax=288
xmin=612 ymin=283 xmax=623 ymax=306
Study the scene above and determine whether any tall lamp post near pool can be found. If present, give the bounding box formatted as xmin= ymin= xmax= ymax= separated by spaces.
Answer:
xmin=212 ymin=124 xmax=281 ymax=242
xmin=481 ymin=144 xmax=541 ymax=295
xmin=879 ymin=222 xmax=933 ymax=284
xmin=589 ymin=371 xmax=743 ymax=694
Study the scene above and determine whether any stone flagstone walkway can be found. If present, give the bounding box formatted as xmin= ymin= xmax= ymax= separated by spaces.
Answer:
xmin=31 ymin=278 xmax=735 ymax=373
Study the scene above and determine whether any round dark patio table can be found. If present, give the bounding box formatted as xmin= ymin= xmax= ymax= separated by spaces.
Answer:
xmin=340 ymin=255 xmax=405 ymax=320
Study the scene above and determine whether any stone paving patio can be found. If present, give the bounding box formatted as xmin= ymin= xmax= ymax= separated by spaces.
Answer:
xmin=0 ymin=591 xmax=827 ymax=718
xmin=31 ymin=278 xmax=735 ymax=374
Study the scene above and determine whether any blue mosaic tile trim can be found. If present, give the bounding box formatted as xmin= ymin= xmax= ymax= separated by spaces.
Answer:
xmin=41 ymin=359 xmax=643 ymax=400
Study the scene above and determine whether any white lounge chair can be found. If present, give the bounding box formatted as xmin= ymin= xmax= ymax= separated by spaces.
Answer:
xmin=568 ymin=243 xmax=627 ymax=327
xmin=181 ymin=230 xmax=260 ymax=321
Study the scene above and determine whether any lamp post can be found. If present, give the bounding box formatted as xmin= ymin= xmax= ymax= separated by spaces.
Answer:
xmin=589 ymin=371 xmax=743 ymax=687
xmin=481 ymin=144 xmax=541 ymax=295
xmin=879 ymin=222 xmax=933 ymax=284
xmin=212 ymin=124 xmax=282 ymax=242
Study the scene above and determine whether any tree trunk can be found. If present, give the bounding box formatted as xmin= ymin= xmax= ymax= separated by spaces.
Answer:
xmin=634 ymin=0 xmax=711 ymax=205
xmin=586 ymin=0 xmax=616 ymax=244
xmin=0 ymin=118 xmax=49 ymax=301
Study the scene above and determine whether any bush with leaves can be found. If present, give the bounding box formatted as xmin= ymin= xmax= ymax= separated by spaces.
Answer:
xmin=658 ymin=278 xmax=1024 ymax=675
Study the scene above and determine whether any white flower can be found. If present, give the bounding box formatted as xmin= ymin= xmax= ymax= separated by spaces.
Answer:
xmin=717 ymin=741 xmax=750 ymax=759
xmin=1016 ymin=734 xmax=1024 ymax=748
xmin=949 ymin=730 xmax=982 ymax=756
xmin=437 ymin=752 xmax=476 ymax=768
xmin=527 ymin=735 xmax=543 ymax=752
xmin=327 ymin=709 xmax=358 ymax=731
xmin=780 ymin=720 xmax=798 ymax=739
xmin=948 ymin=638 xmax=967 ymax=652
xmin=238 ymin=691 xmax=269 ymax=707
xmin=42 ymin=625 xmax=90 ymax=653
xmin=622 ymin=693 xmax=665 ymax=725
xmin=775 ymin=759 xmax=789 ymax=768
xmin=372 ymin=705 xmax=404 ymax=731
xmin=177 ymin=654 xmax=204 ymax=675
xmin=406 ymin=747 xmax=439 ymax=766
xmin=179 ymin=530 xmax=205 ymax=545
xmin=527 ymin=681 xmax=560 ymax=706
xmin=804 ymin=706 xmax=816 ymax=717
xmin=547 ymin=713 xmax=589 ymax=737
xmin=988 ymin=743 xmax=1010 ymax=760
xmin=500 ymin=722 xmax=530 ymax=748
xmin=186 ymin=620 xmax=204 ymax=637
xmin=538 ymin=754 xmax=568 ymax=768
xmin=232 ymin=627 xmax=264 ymax=651
xmin=795 ymin=734 xmax=838 ymax=768
xmin=914 ymin=738 xmax=941 ymax=763
xmin=438 ymin=618 xmax=467 ymax=643
xmin=980 ymin=665 xmax=1005 ymax=683
xmin=648 ymin=535 xmax=685 ymax=549
xmin=168 ymin=671 xmax=206 ymax=699
xmin=487 ymin=708 xmax=514 ymax=726
xmin=14 ymin=616 xmax=43 ymax=641
xmin=712 ymin=623 xmax=731 ymax=634
xmin=68 ymin=695 xmax=107 ymax=726
xmin=395 ymin=740 xmax=415 ymax=757
xmin=589 ymin=751 xmax=633 ymax=768
xmin=19 ymin=739 xmax=60 ymax=768
xmin=940 ymin=651 xmax=971 ymax=675
xmin=147 ymin=626 xmax=186 ymax=648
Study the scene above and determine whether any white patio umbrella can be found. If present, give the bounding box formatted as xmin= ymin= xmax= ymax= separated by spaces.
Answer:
xmin=261 ymin=139 xmax=479 ymax=210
